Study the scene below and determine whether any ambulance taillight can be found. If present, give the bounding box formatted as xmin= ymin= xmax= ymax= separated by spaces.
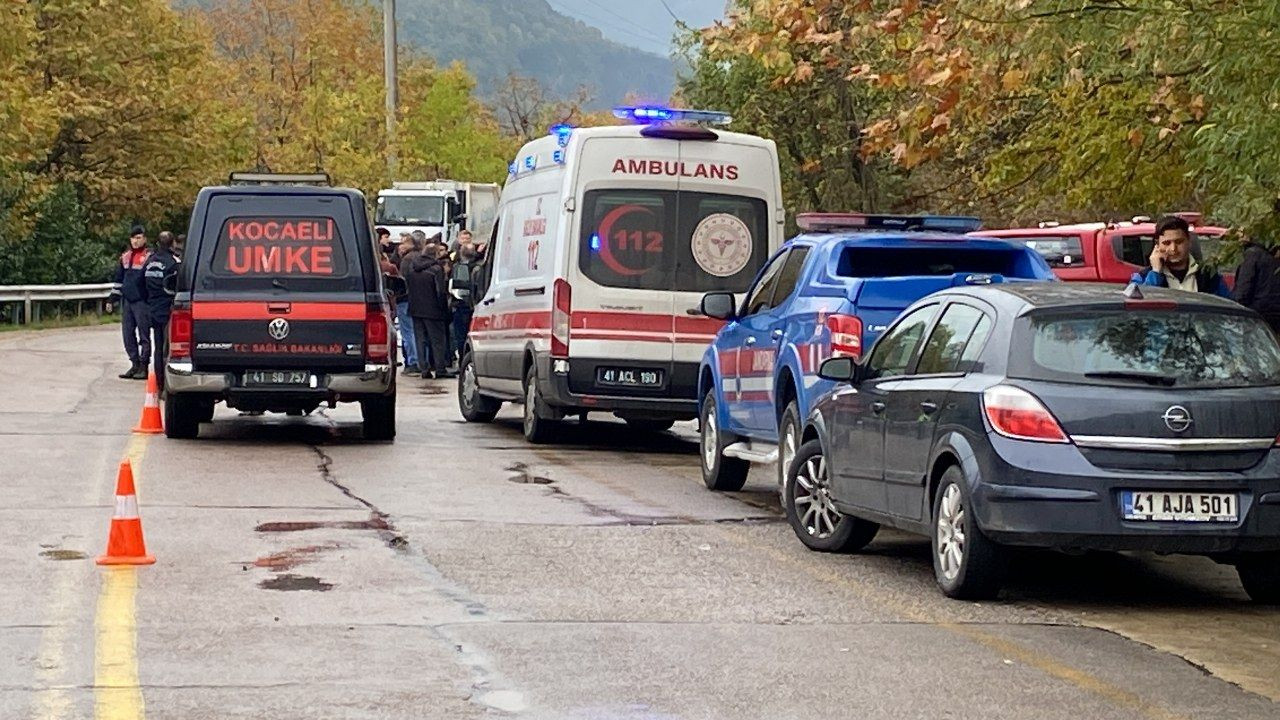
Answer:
xmin=552 ymin=279 xmax=572 ymax=359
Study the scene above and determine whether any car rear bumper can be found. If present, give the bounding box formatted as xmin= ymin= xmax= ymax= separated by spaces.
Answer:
xmin=165 ymin=361 xmax=394 ymax=399
xmin=972 ymin=436 xmax=1280 ymax=554
xmin=537 ymin=356 xmax=698 ymax=420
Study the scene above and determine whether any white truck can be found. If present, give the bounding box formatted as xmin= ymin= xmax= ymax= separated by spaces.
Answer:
xmin=375 ymin=180 xmax=500 ymax=247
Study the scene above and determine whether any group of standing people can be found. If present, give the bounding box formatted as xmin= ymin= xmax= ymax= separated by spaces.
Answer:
xmin=107 ymin=226 xmax=182 ymax=385
xmin=377 ymin=227 xmax=485 ymax=380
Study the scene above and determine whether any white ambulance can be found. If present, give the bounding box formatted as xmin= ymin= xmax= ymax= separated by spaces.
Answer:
xmin=457 ymin=107 xmax=784 ymax=443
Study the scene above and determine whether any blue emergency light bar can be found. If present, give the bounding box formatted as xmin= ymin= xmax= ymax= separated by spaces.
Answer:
xmin=613 ymin=106 xmax=733 ymax=126
xmin=797 ymin=212 xmax=984 ymax=234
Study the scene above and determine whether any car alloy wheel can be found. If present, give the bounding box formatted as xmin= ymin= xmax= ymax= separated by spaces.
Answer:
xmin=793 ymin=453 xmax=840 ymax=539
xmin=936 ymin=483 xmax=966 ymax=582
xmin=461 ymin=360 xmax=479 ymax=412
xmin=780 ymin=420 xmax=798 ymax=491
xmin=524 ymin=380 xmax=537 ymax=436
xmin=702 ymin=405 xmax=721 ymax=473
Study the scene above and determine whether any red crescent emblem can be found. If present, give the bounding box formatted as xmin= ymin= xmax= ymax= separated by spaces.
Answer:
xmin=596 ymin=204 xmax=655 ymax=277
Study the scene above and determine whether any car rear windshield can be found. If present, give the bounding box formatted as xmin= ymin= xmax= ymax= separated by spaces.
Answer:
xmin=1002 ymin=235 xmax=1086 ymax=267
xmin=836 ymin=246 xmax=1042 ymax=278
xmin=1012 ymin=310 xmax=1280 ymax=388
xmin=578 ymin=189 xmax=769 ymax=292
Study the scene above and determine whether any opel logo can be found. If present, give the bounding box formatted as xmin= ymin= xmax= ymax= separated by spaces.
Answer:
xmin=267 ymin=317 xmax=290 ymax=341
xmin=1162 ymin=405 xmax=1192 ymax=433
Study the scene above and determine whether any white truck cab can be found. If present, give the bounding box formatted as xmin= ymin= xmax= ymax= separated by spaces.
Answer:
xmin=375 ymin=183 xmax=456 ymax=244
xmin=458 ymin=107 xmax=784 ymax=443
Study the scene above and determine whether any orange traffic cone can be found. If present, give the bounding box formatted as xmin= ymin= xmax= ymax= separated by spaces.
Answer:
xmin=97 ymin=459 xmax=156 ymax=566
xmin=132 ymin=370 xmax=164 ymax=434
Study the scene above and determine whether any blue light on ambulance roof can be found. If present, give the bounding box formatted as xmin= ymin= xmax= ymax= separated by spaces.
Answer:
xmin=508 ymin=162 xmax=518 ymax=175
xmin=613 ymin=106 xmax=733 ymax=126
xmin=524 ymin=155 xmax=537 ymax=171
xmin=552 ymin=149 xmax=565 ymax=164
xmin=550 ymin=123 xmax=574 ymax=147
xmin=590 ymin=234 xmax=601 ymax=251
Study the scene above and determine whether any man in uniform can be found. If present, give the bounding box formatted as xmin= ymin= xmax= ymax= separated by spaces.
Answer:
xmin=143 ymin=231 xmax=181 ymax=389
xmin=107 ymin=226 xmax=153 ymax=379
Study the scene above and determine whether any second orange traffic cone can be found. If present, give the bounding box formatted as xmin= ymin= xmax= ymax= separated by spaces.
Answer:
xmin=132 ymin=370 xmax=163 ymax=434
xmin=97 ymin=459 xmax=156 ymax=566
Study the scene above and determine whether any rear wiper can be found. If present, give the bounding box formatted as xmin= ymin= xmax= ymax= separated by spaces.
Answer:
xmin=1083 ymin=371 xmax=1176 ymax=387
xmin=272 ymin=278 xmax=288 ymax=290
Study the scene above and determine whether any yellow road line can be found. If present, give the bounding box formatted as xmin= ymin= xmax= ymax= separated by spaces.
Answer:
xmin=94 ymin=568 xmax=144 ymax=720
xmin=95 ymin=433 xmax=152 ymax=720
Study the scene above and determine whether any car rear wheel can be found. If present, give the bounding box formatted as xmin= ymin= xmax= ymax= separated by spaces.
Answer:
xmin=1236 ymin=553 xmax=1280 ymax=604
xmin=699 ymin=391 xmax=748 ymax=491
xmin=522 ymin=366 xmax=560 ymax=444
xmin=164 ymin=394 xmax=203 ymax=440
xmin=778 ymin=400 xmax=801 ymax=495
xmin=784 ymin=439 xmax=879 ymax=552
xmin=458 ymin=350 xmax=500 ymax=423
xmin=361 ymin=394 xmax=397 ymax=441
xmin=932 ymin=467 xmax=1006 ymax=600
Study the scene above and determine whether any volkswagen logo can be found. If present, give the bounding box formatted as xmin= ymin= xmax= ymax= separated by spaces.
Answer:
xmin=1162 ymin=405 xmax=1192 ymax=433
xmin=267 ymin=317 xmax=290 ymax=341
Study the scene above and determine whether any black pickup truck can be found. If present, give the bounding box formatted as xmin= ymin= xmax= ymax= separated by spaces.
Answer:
xmin=163 ymin=177 xmax=398 ymax=440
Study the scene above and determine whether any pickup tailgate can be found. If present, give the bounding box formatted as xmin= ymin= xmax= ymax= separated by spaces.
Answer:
xmin=191 ymin=300 xmax=367 ymax=371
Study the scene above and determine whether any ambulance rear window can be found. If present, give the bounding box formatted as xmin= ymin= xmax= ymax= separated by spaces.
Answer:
xmin=210 ymin=217 xmax=351 ymax=278
xmin=579 ymin=190 xmax=768 ymax=292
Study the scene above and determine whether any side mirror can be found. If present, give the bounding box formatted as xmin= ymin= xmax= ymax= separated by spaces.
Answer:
xmin=700 ymin=292 xmax=737 ymax=321
xmin=453 ymin=213 xmax=468 ymax=226
xmin=162 ymin=273 xmax=179 ymax=294
xmin=384 ymin=274 xmax=407 ymax=296
xmin=818 ymin=356 xmax=860 ymax=383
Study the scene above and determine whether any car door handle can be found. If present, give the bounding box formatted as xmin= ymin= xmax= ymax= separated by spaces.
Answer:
xmin=481 ymin=296 xmax=498 ymax=306
xmin=920 ymin=401 xmax=939 ymax=415
xmin=871 ymin=402 xmax=886 ymax=414
xmin=745 ymin=337 xmax=757 ymax=346
xmin=772 ymin=329 xmax=784 ymax=339
xmin=686 ymin=307 xmax=703 ymax=316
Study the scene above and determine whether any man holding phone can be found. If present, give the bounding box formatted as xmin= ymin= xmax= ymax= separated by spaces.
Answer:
xmin=1131 ymin=215 xmax=1231 ymax=297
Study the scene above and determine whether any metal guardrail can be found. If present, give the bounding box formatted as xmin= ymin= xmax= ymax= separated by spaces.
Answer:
xmin=0 ymin=283 xmax=115 ymax=325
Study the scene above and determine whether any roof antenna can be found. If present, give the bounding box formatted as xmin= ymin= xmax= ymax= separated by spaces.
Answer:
xmin=1123 ymin=282 xmax=1144 ymax=300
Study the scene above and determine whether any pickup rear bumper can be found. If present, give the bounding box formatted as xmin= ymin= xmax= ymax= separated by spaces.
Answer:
xmin=165 ymin=361 xmax=394 ymax=398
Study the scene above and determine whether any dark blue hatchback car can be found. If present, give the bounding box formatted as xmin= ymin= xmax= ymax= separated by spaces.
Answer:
xmin=788 ymin=282 xmax=1280 ymax=602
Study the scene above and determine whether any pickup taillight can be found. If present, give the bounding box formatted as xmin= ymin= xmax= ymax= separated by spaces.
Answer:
xmin=825 ymin=314 xmax=863 ymax=360
xmin=168 ymin=308 xmax=192 ymax=360
xmin=365 ymin=305 xmax=390 ymax=363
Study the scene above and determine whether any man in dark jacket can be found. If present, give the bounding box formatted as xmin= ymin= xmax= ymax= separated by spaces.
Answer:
xmin=107 ymin=225 xmax=153 ymax=379
xmin=1233 ymin=238 xmax=1280 ymax=332
xmin=449 ymin=237 xmax=481 ymax=364
xmin=1130 ymin=215 xmax=1231 ymax=297
xmin=143 ymin=231 xmax=181 ymax=389
xmin=402 ymin=236 xmax=453 ymax=379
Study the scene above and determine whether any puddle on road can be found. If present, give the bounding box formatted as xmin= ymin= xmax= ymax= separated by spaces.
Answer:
xmin=258 ymin=574 xmax=333 ymax=592
xmin=252 ymin=544 xmax=339 ymax=571
xmin=40 ymin=549 xmax=87 ymax=561
xmin=505 ymin=462 xmax=555 ymax=485
xmin=255 ymin=519 xmax=390 ymax=533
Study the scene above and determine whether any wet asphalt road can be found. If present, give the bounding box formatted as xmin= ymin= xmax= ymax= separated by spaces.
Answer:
xmin=1 ymin=325 xmax=1278 ymax=719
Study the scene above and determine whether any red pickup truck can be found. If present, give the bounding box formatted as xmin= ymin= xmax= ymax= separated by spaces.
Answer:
xmin=975 ymin=213 xmax=1231 ymax=285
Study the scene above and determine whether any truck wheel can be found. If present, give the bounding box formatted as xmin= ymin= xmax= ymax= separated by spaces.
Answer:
xmin=522 ymin=366 xmax=560 ymax=444
xmin=164 ymin=394 xmax=202 ymax=440
xmin=622 ymin=417 xmax=675 ymax=433
xmin=784 ymin=439 xmax=879 ymax=553
xmin=932 ymin=467 xmax=1006 ymax=600
xmin=198 ymin=400 xmax=216 ymax=423
xmin=778 ymin=400 xmax=801 ymax=495
xmin=700 ymin=391 xmax=748 ymax=491
xmin=361 ymin=394 xmax=397 ymax=441
xmin=458 ymin=349 xmax=500 ymax=423
xmin=1236 ymin=553 xmax=1280 ymax=604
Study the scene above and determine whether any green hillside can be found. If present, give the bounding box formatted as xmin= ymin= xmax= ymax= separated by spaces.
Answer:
xmin=399 ymin=0 xmax=675 ymax=106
